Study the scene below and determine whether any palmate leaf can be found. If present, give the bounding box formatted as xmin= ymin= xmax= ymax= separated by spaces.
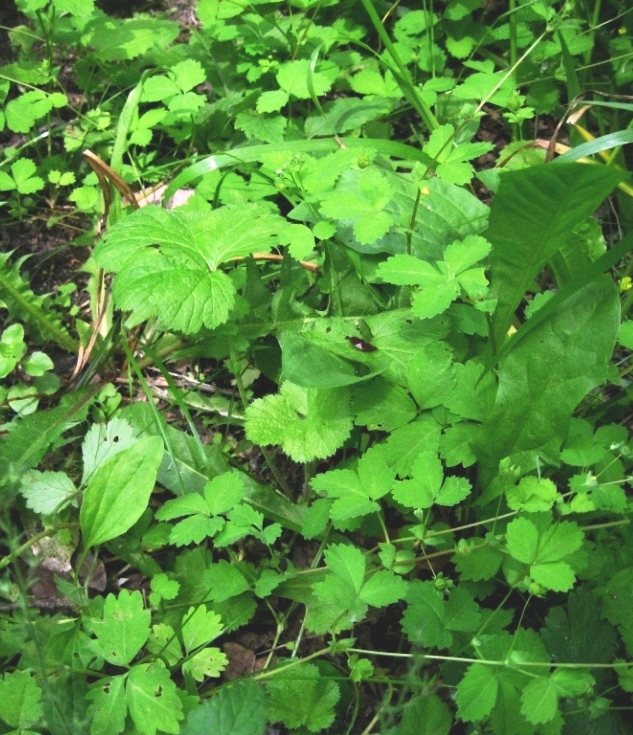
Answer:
xmin=245 ymin=382 xmax=353 ymax=462
xmin=93 ymin=204 xmax=284 ymax=334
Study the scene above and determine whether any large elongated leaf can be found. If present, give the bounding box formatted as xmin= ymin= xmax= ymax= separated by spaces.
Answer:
xmin=486 ymin=163 xmax=623 ymax=347
xmin=80 ymin=436 xmax=164 ymax=548
xmin=478 ymin=277 xmax=619 ymax=484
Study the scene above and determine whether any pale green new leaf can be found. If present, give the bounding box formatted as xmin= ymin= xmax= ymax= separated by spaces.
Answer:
xmin=245 ymin=382 xmax=353 ymax=462
xmin=126 ymin=662 xmax=183 ymax=735
xmin=91 ymin=590 xmax=151 ymax=667
xmin=182 ymin=648 xmax=228 ymax=681
xmin=20 ymin=470 xmax=76 ymax=514
xmin=520 ymin=675 xmax=558 ymax=724
xmin=455 ymin=663 xmax=499 ymax=722
xmin=86 ymin=676 xmax=127 ymax=735
xmin=94 ymin=204 xmax=283 ymax=333
xmin=80 ymin=436 xmax=163 ymax=548
xmin=204 ymin=472 xmax=245 ymax=515
xmin=170 ymin=515 xmax=225 ymax=546
xmin=81 ymin=418 xmax=137 ymax=485
xmin=181 ymin=606 xmax=223 ymax=653
xmin=0 ymin=670 xmax=42 ymax=729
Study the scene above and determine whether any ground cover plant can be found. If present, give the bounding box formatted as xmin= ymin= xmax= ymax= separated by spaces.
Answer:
xmin=1 ymin=0 xmax=633 ymax=733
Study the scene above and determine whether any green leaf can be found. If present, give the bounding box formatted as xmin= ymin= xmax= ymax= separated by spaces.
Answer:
xmin=506 ymin=516 xmax=540 ymax=564
xmin=182 ymin=648 xmax=228 ymax=681
xmin=126 ymin=662 xmax=183 ymax=735
xmin=265 ymin=661 xmax=340 ymax=732
xmin=20 ymin=469 xmax=76 ymax=514
xmin=551 ymin=668 xmax=594 ymax=697
xmin=182 ymin=679 xmax=266 ymax=735
xmin=402 ymin=581 xmax=480 ymax=650
xmin=520 ymin=675 xmax=558 ymax=724
xmin=479 ymin=277 xmax=619 ymax=482
xmin=10 ymin=158 xmax=44 ymax=194
xmin=393 ymin=452 xmax=471 ymax=509
xmin=506 ymin=477 xmax=558 ymax=512
xmin=0 ymin=670 xmax=42 ymax=729
xmin=181 ymin=606 xmax=223 ymax=653
xmin=5 ymin=90 xmax=66 ymax=133
xmin=202 ymin=560 xmax=251 ymax=602
xmin=94 ymin=205 xmax=283 ymax=333
xmin=281 ymin=332 xmax=373 ymax=388
xmin=86 ymin=676 xmax=127 ymax=735
xmin=486 ymin=163 xmax=623 ymax=345
xmin=80 ymin=435 xmax=163 ymax=548
xmin=276 ymin=59 xmax=336 ymax=99
xmin=81 ymin=418 xmax=137 ymax=484
xmin=91 ymin=590 xmax=151 ymax=667
xmin=455 ymin=663 xmax=499 ymax=722
xmin=205 ymin=472 xmax=245 ymax=515
xmin=360 ymin=569 xmax=408 ymax=608
xmin=395 ymin=692 xmax=453 ymax=735
xmin=245 ymin=382 xmax=353 ymax=462
xmin=311 ymin=445 xmax=395 ymax=520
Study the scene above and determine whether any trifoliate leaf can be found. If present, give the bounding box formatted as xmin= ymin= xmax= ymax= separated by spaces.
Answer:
xmin=245 ymin=382 xmax=353 ymax=462
xmin=392 ymin=452 xmax=471 ymax=509
xmin=311 ymin=445 xmax=395 ymax=520
xmin=20 ymin=470 xmax=76 ymax=514
xmin=265 ymin=661 xmax=340 ymax=732
xmin=91 ymin=590 xmax=151 ymax=667
xmin=150 ymin=573 xmax=180 ymax=602
xmin=126 ymin=662 xmax=183 ymax=735
xmin=455 ymin=663 xmax=499 ymax=722
xmin=520 ymin=675 xmax=558 ymax=724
